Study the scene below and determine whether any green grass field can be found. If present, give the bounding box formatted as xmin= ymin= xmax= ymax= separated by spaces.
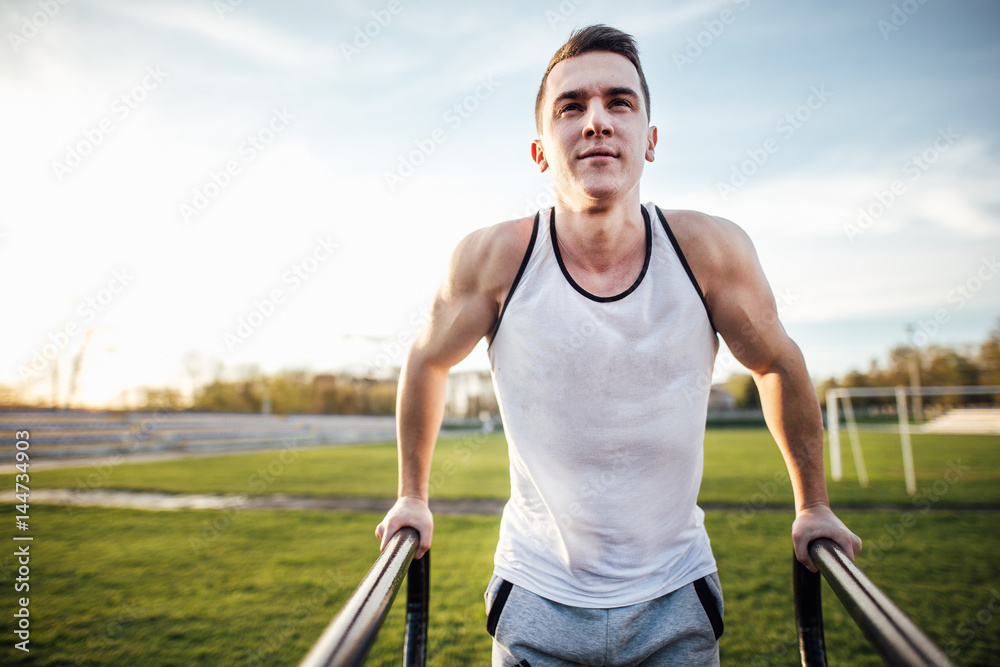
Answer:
xmin=10 ymin=430 xmax=1000 ymax=507
xmin=1 ymin=428 xmax=998 ymax=665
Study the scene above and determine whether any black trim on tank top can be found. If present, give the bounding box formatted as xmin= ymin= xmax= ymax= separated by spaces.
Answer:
xmin=489 ymin=213 xmax=540 ymax=344
xmin=550 ymin=205 xmax=652 ymax=303
xmin=655 ymin=206 xmax=717 ymax=333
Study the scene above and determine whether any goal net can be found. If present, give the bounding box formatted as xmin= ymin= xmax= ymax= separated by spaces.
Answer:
xmin=825 ymin=385 xmax=1000 ymax=495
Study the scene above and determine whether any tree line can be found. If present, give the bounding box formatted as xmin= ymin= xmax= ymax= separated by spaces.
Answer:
xmin=3 ymin=323 xmax=997 ymax=416
xmin=152 ymin=370 xmax=399 ymax=416
xmin=719 ymin=321 xmax=999 ymax=412
xmin=817 ymin=321 xmax=999 ymax=412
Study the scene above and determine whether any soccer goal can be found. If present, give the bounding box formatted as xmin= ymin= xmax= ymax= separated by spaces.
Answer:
xmin=825 ymin=385 xmax=1000 ymax=495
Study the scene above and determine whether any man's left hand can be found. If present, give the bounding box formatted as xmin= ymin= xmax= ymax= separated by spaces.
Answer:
xmin=792 ymin=504 xmax=862 ymax=572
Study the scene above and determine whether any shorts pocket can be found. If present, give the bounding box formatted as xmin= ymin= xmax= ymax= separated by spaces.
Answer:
xmin=485 ymin=577 xmax=514 ymax=638
xmin=693 ymin=575 xmax=724 ymax=640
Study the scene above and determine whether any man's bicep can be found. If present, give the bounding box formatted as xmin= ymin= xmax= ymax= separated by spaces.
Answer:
xmin=710 ymin=235 xmax=788 ymax=374
xmin=414 ymin=287 xmax=495 ymax=369
xmin=410 ymin=237 xmax=499 ymax=370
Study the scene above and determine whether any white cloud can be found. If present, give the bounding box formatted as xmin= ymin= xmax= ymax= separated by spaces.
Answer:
xmin=90 ymin=0 xmax=341 ymax=71
xmin=3 ymin=0 xmax=998 ymax=404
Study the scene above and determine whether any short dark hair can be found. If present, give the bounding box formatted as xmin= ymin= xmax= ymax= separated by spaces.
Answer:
xmin=534 ymin=24 xmax=651 ymax=135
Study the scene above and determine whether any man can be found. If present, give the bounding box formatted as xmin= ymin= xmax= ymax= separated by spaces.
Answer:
xmin=376 ymin=24 xmax=861 ymax=666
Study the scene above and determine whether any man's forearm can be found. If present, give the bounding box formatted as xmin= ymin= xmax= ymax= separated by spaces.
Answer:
xmin=395 ymin=351 xmax=450 ymax=500
xmin=754 ymin=353 xmax=829 ymax=513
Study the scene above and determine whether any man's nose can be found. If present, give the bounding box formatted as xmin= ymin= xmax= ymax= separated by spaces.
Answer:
xmin=584 ymin=104 xmax=614 ymax=137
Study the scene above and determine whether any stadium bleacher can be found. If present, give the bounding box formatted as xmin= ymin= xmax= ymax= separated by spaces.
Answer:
xmin=0 ymin=411 xmax=399 ymax=460
xmin=920 ymin=407 xmax=1000 ymax=435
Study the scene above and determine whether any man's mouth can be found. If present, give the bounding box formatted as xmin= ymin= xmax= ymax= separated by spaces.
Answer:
xmin=578 ymin=148 xmax=618 ymax=160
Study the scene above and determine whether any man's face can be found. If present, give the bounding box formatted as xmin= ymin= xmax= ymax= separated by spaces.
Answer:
xmin=533 ymin=51 xmax=656 ymax=207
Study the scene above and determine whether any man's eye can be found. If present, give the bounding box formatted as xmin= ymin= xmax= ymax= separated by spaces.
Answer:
xmin=611 ymin=99 xmax=633 ymax=108
xmin=559 ymin=104 xmax=582 ymax=114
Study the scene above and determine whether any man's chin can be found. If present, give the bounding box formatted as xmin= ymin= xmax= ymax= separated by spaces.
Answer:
xmin=576 ymin=180 xmax=626 ymax=202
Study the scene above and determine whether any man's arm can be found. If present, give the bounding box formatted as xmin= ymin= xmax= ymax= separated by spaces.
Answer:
xmin=673 ymin=211 xmax=862 ymax=571
xmin=375 ymin=219 xmax=530 ymax=559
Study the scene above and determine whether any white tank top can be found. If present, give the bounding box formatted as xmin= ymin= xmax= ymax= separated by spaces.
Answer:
xmin=488 ymin=202 xmax=720 ymax=608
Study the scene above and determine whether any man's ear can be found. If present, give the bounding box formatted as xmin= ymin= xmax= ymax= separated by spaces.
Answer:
xmin=645 ymin=125 xmax=657 ymax=163
xmin=531 ymin=139 xmax=548 ymax=172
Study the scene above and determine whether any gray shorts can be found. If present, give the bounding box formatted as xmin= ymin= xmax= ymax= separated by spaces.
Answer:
xmin=484 ymin=573 xmax=724 ymax=667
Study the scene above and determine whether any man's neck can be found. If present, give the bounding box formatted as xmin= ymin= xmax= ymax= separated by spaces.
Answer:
xmin=552 ymin=196 xmax=646 ymax=274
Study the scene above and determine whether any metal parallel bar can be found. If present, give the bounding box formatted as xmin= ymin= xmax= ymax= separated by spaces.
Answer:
xmin=800 ymin=538 xmax=956 ymax=667
xmin=793 ymin=552 xmax=827 ymax=667
xmin=403 ymin=550 xmax=429 ymax=666
xmin=299 ymin=527 xmax=424 ymax=667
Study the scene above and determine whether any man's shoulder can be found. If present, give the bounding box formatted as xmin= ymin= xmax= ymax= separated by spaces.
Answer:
xmin=656 ymin=206 xmax=752 ymax=251
xmin=655 ymin=208 xmax=744 ymax=241
xmin=449 ymin=214 xmax=538 ymax=297
xmin=653 ymin=207 xmax=756 ymax=287
xmin=455 ymin=215 xmax=535 ymax=268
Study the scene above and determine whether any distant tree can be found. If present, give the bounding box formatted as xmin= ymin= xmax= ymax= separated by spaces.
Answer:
xmin=367 ymin=381 xmax=397 ymax=415
xmin=269 ymin=371 xmax=313 ymax=414
xmin=815 ymin=378 xmax=839 ymax=408
xmin=881 ymin=346 xmax=915 ymax=387
xmin=724 ymin=373 xmax=760 ymax=410
xmin=192 ymin=380 xmax=258 ymax=412
xmin=979 ymin=321 xmax=1000 ymax=387
xmin=182 ymin=350 xmax=205 ymax=397
xmin=0 ymin=384 xmax=33 ymax=408
xmin=840 ymin=369 xmax=870 ymax=389
xmin=142 ymin=388 xmax=185 ymax=411
xmin=924 ymin=347 xmax=979 ymax=387
xmin=818 ymin=323 xmax=1000 ymax=413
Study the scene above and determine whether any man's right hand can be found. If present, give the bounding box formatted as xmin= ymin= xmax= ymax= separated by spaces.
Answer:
xmin=375 ymin=495 xmax=434 ymax=559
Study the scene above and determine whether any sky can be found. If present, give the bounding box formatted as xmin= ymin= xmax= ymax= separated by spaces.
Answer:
xmin=1 ymin=0 xmax=998 ymax=408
